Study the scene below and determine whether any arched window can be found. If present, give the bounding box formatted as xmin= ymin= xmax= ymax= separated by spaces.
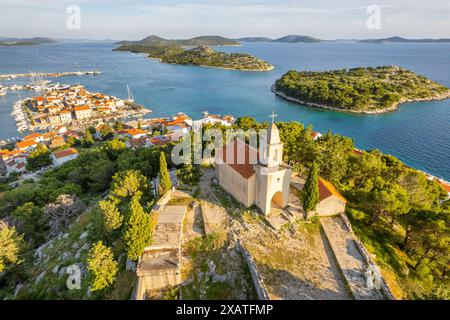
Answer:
xmin=273 ymin=149 xmax=278 ymax=161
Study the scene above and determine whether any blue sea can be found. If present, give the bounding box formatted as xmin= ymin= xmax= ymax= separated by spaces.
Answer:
xmin=0 ymin=41 xmax=449 ymax=180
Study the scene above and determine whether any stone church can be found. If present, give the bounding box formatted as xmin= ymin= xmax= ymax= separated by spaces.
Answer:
xmin=215 ymin=122 xmax=291 ymax=215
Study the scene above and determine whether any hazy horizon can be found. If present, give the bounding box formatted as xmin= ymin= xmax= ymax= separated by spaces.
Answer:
xmin=1 ymin=0 xmax=449 ymax=41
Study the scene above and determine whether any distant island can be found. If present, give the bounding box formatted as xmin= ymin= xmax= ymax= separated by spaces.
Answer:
xmin=272 ymin=35 xmax=322 ymax=43
xmin=0 ymin=37 xmax=56 ymax=46
xmin=236 ymin=37 xmax=274 ymax=42
xmin=359 ymin=36 xmax=450 ymax=44
xmin=114 ymin=43 xmax=274 ymax=71
xmin=236 ymin=35 xmax=324 ymax=43
xmin=236 ymin=35 xmax=450 ymax=44
xmin=116 ymin=35 xmax=240 ymax=47
xmin=273 ymin=66 xmax=450 ymax=114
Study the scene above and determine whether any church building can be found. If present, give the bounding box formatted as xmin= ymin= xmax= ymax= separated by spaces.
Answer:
xmin=215 ymin=121 xmax=291 ymax=215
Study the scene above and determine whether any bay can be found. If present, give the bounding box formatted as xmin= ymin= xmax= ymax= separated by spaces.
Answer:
xmin=0 ymin=41 xmax=449 ymax=180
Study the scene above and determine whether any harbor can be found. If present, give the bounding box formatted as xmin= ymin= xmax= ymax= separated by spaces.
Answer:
xmin=0 ymin=70 xmax=101 ymax=80
xmin=9 ymin=83 xmax=151 ymax=134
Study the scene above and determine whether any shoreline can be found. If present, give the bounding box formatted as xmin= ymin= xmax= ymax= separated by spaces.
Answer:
xmin=127 ymin=51 xmax=274 ymax=72
xmin=272 ymin=86 xmax=450 ymax=114
xmin=149 ymin=56 xmax=274 ymax=72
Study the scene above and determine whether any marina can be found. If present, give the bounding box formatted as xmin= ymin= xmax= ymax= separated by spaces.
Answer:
xmin=0 ymin=70 xmax=101 ymax=80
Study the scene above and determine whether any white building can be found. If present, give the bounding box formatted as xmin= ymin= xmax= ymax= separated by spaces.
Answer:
xmin=51 ymin=148 xmax=79 ymax=166
xmin=215 ymin=122 xmax=291 ymax=215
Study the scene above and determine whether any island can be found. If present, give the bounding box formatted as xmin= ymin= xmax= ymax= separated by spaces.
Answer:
xmin=0 ymin=37 xmax=56 ymax=46
xmin=116 ymin=35 xmax=240 ymax=47
xmin=114 ymin=44 xmax=274 ymax=71
xmin=359 ymin=36 xmax=450 ymax=44
xmin=273 ymin=65 xmax=450 ymax=114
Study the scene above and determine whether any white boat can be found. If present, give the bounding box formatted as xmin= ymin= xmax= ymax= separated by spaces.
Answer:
xmin=126 ymin=84 xmax=134 ymax=103
xmin=0 ymin=90 xmax=6 ymax=96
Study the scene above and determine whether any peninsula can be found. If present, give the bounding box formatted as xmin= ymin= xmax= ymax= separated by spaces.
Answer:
xmin=0 ymin=37 xmax=56 ymax=46
xmin=273 ymin=66 xmax=450 ymax=114
xmin=114 ymin=45 xmax=274 ymax=71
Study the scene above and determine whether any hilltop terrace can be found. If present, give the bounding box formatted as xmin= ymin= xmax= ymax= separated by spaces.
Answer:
xmin=14 ymin=85 xmax=151 ymax=132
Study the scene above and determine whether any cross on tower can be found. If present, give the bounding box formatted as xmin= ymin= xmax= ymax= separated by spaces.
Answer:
xmin=269 ymin=109 xmax=278 ymax=124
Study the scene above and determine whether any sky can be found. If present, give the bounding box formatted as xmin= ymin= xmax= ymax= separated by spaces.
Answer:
xmin=1 ymin=0 xmax=449 ymax=40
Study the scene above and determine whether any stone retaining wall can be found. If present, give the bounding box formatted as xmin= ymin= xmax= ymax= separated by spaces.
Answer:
xmin=338 ymin=213 xmax=395 ymax=300
xmin=235 ymin=240 xmax=270 ymax=300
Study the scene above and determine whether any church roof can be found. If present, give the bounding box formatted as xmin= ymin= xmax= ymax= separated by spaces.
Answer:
xmin=268 ymin=123 xmax=280 ymax=145
xmin=318 ymin=177 xmax=347 ymax=203
xmin=216 ymin=139 xmax=257 ymax=179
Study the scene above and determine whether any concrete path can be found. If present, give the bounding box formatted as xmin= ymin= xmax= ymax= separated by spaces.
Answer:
xmin=320 ymin=216 xmax=385 ymax=300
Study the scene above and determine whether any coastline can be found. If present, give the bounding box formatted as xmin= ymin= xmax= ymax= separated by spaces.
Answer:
xmin=149 ymin=56 xmax=274 ymax=72
xmin=272 ymin=85 xmax=450 ymax=114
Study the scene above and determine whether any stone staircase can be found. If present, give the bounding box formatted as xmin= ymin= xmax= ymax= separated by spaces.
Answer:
xmin=321 ymin=216 xmax=385 ymax=300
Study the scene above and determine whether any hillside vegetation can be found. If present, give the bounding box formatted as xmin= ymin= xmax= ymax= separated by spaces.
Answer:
xmin=274 ymin=66 xmax=450 ymax=113
xmin=116 ymin=35 xmax=239 ymax=47
xmin=114 ymin=45 xmax=274 ymax=71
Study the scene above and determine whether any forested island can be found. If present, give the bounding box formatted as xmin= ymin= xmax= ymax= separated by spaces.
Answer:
xmin=273 ymin=66 xmax=450 ymax=113
xmin=116 ymin=35 xmax=240 ymax=47
xmin=114 ymin=44 xmax=274 ymax=71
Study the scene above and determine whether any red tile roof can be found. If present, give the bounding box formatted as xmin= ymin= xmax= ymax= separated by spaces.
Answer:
xmin=23 ymin=132 xmax=43 ymax=141
xmin=318 ymin=177 xmax=347 ymax=203
xmin=216 ymin=139 xmax=258 ymax=179
xmin=72 ymin=106 xmax=91 ymax=111
xmin=439 ymin=181 xmax=450 ymax=193
xmin=16 ymin=140 xmax=37 ymax=149
xmin=52 ymin=148 xmax=78 ymax=159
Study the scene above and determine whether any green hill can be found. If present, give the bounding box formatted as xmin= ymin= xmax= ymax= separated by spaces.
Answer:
xmin=116 ymin=35 xmax=239 ymax=47
xmin=114 ymin=44 xmax=273 ymax=71
xmin=272 ymin=35 xmax=322 ymax=43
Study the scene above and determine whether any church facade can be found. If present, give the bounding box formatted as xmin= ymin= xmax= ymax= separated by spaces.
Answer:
xmin=215 ymin=122 xmax=291 ymax=215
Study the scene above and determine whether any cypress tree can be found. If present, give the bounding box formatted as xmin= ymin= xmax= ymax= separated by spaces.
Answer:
xmin=159 ymin=151 xmax=172 ymax=195
xmin=123 ymin=192 xmax=152 ymax=261
xmin=303 ymin=162 xmax=319 ymax=213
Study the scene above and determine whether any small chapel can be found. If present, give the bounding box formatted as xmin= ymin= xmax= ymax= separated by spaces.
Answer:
xmin=214 ymin=119 xmax=291 ymax=215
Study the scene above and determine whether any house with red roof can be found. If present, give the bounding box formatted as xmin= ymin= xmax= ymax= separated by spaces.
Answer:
xmin=438 ymin=180 xmax=450 ymax=200
xmin=117 ymin=128 xmax=149 ymax=139
xmin=315 ymin=177 xmax=347 ymax=216
xmin=51 ymin=148 xmax=79 ymax=166
xmin=16 ymin=140 xmax=38 ymax=151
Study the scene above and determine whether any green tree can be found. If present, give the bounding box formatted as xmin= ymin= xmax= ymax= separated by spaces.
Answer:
xmin=87 ymin=241 xmax=118 ymax=292
xmin=26 ymin=143 xmax=51 ymax=171
xmin=11 ymin=202 xmax=45 ymax=244
xmin=98 ymin=199 xmax=123 ymax=235
xmin=83 ymin=128 xmax=94 ymax=147
xmin=123 ymin=192 xmax=153 ymax=261
xmin=101 ymin=139 xmax=126 ymax=160
xmin=303 ymin=162 xmax=319 ymax=213
xmin=176 ymin=163 xmax=202 ymax=186
xmin=0 ymin=222 xmax=24 ymax=272
xmin=158 ymin=152 xmax=172 ymax=195
xmin=111 ymin=170 xmax=147 ymax=200
xmin=99 ymin=124 xmax=114 ymax=140
xmin=363 ymin=177 xmax=410 ymax=226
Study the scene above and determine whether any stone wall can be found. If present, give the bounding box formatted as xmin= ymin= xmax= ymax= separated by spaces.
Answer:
xmin=235 ymin=240 xmax=270 ymax=300
xmin=338 ymin=213 xmax=396 ymax=300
